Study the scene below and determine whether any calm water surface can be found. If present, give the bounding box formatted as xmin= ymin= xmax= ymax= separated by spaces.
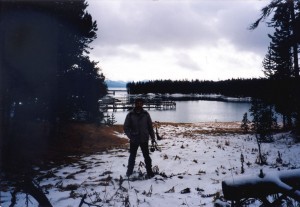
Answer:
xmin=110 ymin=100 xmax=251 ymax=124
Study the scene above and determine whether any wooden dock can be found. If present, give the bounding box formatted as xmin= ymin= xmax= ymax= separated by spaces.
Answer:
xmin=99 ymin=100 xmax=176 ymax=111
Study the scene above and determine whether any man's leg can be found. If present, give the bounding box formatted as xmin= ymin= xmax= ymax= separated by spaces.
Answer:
xmin=127 ymin=141 xmax=139 ymax=176
xmin=140 ymin=142 xmax=154 ymax=177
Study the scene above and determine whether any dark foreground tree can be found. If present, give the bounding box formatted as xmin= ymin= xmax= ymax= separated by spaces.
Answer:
xmin=250 ymin=0 xmax=299 ymax=77
xmin=60 ymin=55 xmax=107 ymax=122
xmin=250 ymin=0 xmax=300 ymax=136
xmin=0 ymin=0 xmax=106 ymax=184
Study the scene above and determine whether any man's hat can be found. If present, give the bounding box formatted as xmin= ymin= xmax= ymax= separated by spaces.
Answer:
xmin=134 ymin=98 xmax=144 ymax=103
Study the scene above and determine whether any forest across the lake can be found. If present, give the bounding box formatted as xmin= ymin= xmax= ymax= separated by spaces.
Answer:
xmin=126 ymin=78 xmax=300 ymax=99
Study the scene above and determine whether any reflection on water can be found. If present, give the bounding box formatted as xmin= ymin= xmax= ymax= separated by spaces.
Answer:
xmin=109 ymin=100 xmax=251 ymax=124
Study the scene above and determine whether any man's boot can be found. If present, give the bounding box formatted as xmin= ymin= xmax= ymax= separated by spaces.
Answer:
xmin=126 ymin=170 xmax=132 ymax=177
xmin=146 ymin=168 xmax=154 ymax=178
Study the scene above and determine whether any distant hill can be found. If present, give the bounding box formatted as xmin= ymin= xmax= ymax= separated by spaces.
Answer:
xmin=106 ymin=80 xmax=127 ymax=88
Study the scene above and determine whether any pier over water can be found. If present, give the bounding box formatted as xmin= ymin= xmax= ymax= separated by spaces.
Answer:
xmin=99 ymin=88 xmax=176 ymax=111
xmin=99 ymin=99 xmax=176 ymax=111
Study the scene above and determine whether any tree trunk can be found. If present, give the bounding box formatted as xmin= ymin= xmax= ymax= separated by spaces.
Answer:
xmin=0 ymin=1 xmax=4 ymax=171
xmin=255 ymin=134 xmax=264 ymax=165
xmin=289 ymin=0 xmax=299 ymax=77
xmin=21 ymin=177 xmax=53 ymax=207
xmin=0 ymin=52 xmax=3 ymax=173
xmin=282 ymin=115 xmax=287 ymax=129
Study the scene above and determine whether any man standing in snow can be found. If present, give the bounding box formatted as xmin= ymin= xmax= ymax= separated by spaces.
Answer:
xmin=124 ymin=98 xmax=156 ymax=178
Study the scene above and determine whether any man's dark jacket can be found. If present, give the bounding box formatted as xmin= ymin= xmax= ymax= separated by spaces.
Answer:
xmin=124 ymin=109 xmax=155 ymax=143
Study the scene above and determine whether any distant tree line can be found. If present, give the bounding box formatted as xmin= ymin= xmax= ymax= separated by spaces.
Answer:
xmin=0 ymin=0 xmax=107 ymax=173
xmin=126 ymin=78 xmax=299 ymax=99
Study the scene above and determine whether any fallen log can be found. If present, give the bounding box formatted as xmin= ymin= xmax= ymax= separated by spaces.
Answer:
xmin=222 ymin=169 xmax=300 ymax=203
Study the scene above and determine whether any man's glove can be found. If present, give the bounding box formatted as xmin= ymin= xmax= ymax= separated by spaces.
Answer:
xmin=150 ymin=139 xmax=156 ymax=152
xmin=151 ymin=139 xmax=156 ymax=145
xmin=150 ymin=145 xmax=155 ymax=152
xmin=150 ymin=138 xmax=161 ymax=152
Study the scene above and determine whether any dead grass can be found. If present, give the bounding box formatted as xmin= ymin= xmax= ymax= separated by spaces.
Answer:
xmin=4 ymin=122 xmax=128 ymax=171
xmin=45 ymin=123 xmax=128 ymax=163
xmin=43 ymin=123 xmax=134 ymax=169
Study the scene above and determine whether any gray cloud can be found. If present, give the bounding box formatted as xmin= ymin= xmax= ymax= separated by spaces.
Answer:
xmin=88 ymin=1 xmax=220 ymax=49
xmin=88 ymin=0 xmax=272 ymax=54
xmin=92 ymin=45 xmax=141 ymax=59
xmin=210 ymin=1 xmax=273 ymax=55
xmin=175 ymin=52 xmax=202 ymax=71
xmin=86 ymin=0 xmax=272 ymax=81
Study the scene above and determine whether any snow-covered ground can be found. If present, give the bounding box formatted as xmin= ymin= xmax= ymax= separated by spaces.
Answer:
xmin=1 ymin=122 xmax=300 ymax=207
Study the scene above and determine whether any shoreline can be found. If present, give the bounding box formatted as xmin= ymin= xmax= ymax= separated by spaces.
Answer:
xmin=153 ymin=121 xmax=242 ymax=127
xmin=111 ymin=122 xmax=246 ymax=143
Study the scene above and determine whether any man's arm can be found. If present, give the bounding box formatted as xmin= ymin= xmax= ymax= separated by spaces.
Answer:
xmin=123 ymin=113 xmax=132 ymax=139
xmin=147 ymin=113 xmax=155 ymax=142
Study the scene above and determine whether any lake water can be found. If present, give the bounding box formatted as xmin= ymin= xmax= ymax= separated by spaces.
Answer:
xmin=106 ymin=88 xmax=251 ymax=124
xmin=111 ymin=100 xmax=251 ymax=124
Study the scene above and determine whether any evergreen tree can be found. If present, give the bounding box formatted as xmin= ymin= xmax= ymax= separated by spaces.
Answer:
xmin=241 ymin=112 xmax=251 ymax=133
xmin=263 ymin=32 xmax=293 ymax=79
xmin=262 ymin=2 xmax=293 ymax=79
xmin=0 ymin=0 xmax=106 ymax=173
xmin=250 ymin=0 xmax=299 ymax=77
xmin=251 ymin=0 xmax=300 ymax=135
xmin=0 ymin=0 xmax=105 ymax=124
xmin=249 ymin=99 xmax=278 ymax=165
xmin=249 ymin=99 xmax=278 ymax=142
xmin=59 ymin=55 xmax=107 ymax=122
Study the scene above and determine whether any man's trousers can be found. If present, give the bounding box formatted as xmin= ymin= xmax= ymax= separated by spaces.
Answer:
xmin=126 ymin=141 xmax=152 ymax=176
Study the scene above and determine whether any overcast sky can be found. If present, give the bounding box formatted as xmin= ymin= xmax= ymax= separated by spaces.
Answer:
xmin=87 ymin=0 xmax=272 ymax=82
